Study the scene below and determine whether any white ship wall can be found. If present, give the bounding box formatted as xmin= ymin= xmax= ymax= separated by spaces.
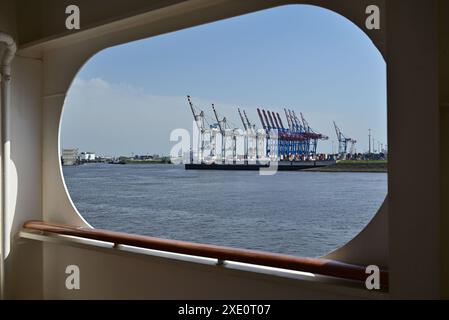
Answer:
xmin=0 ymin=0 xmax=447 ymax=299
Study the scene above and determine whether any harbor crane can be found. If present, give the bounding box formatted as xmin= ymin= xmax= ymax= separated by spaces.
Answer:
xmin=257 ymin=108 xmax=272 ymax=158
xmin=284 ymin=109 xmax=295 ymax=157
xmin=272 ymin=111 xmax=288 ymax=158
xmin=300 ymin=112 xmax=329 ymax=156
xmin=213 ymin=104 xmax=238 ymax=164
xmin=187 ymin=95 xmax=206 ymax=164
xmin=333 ymin=121 xmax=356 ymax=157
xmin=284 ymin=108 xmax=293 ymax=131
xmin=238 ymin=108 xmax=249 ymax=164
xmin=243 ymin=111 xmax=254 ymax=131
xmin=212 ymin=104 xmax=227 ymax=164
xmin=239 ymin=108 xmax=262 ymax=163
xmin=263 ymin=109 xmax=278 ymax=158
xmin=244 ymin=110 xmax=261 ymax=160
xmin=238 ymin=108 xmax=248 ymax=131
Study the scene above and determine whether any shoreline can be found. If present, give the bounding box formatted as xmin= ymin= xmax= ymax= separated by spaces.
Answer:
xmin=120 ymin=160 xmax=171 ymax=164
xmin=72 ymin=160 xmax=388 ymax=173
xmin=305 ymin=160 xmax=387 ymax=173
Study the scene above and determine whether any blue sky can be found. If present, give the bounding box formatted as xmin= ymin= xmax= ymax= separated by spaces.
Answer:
xmin=61 ymin=4 xmax=387 ymax=156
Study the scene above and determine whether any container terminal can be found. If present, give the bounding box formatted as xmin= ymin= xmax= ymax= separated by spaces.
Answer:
xmin=185 ymin=95 xmax=342 ymax=171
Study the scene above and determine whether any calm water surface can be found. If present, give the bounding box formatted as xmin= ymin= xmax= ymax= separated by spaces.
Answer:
xmin=63 ymin=164 xmax=387 ymax=257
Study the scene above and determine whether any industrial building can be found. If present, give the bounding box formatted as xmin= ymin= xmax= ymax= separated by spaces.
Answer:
xmin=61 ymin=148 xmax=79 ymax=166
xmin=79 ymin=152 xmax=96 ymax=162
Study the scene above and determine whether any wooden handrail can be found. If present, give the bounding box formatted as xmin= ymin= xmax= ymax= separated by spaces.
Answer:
xmin=23 ymin=220 xmax=388 ymax=287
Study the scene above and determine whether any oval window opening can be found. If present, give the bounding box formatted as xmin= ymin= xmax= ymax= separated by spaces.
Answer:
xmin=60 ymin=5 xmax=387 ymax=258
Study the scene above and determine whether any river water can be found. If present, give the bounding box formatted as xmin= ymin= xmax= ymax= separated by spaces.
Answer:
xmin=63 ymin=164 xmax=387 ymax=257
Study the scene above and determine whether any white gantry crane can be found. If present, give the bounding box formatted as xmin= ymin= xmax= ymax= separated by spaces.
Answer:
xmin=333 ymin=121 xmax=357 ymax=158
xmin=187 ymin=95 xmax=220 ymax=164
xmin=212 ymin=103 xmax=238 ymax=164
xmin=238 ymin=108 xmax=249 ymax=164
xmin=243 ymin=110 xmax=262 ymax=161
xmin=187 ymin=95 xmax=206 ymax=164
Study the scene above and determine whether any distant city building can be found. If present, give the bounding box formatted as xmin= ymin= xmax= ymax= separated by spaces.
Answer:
xmin=62 ymin=148 xmax=79 ymax=166
xmin=80 ymin=152 xmax=96 ymax=162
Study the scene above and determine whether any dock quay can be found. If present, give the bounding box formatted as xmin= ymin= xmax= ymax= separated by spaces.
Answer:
xmin=185 ymin=160 xmax=336 ymax=171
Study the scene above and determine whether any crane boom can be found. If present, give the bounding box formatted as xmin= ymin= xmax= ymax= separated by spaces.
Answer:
xmin=299 ymin=112 xmax=309 ymax=132
xmin=187 ymin=95 xmax=196 ymax=118
xmin=289 ymin=110 xmax=301 ymax=132
xmin=238 ymin=108 xmax=248 ymax=131
xmin=257 ymin=108 xmax=267 ymax=130
xmin=333 ymin=121 xmax=342 ymax=140
xmin=262 ymin=110 xmax=271 ymax=130
xmin=243 ymin=110 xmax=252 ymax=131
xmin=268 ymin=111 xmax=277 ymax=129
xmin=212 ymin=104 xmax=224 ymax=133
xmin=187 ymin=95 xmax=205 ymax=131
xmin=276 ymin=113 xmax=285 ymax=130
xmin=271 ymin=111 xmax=281 ymax=129
xmin=284 ymin=109 xmax=293 ymax=130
